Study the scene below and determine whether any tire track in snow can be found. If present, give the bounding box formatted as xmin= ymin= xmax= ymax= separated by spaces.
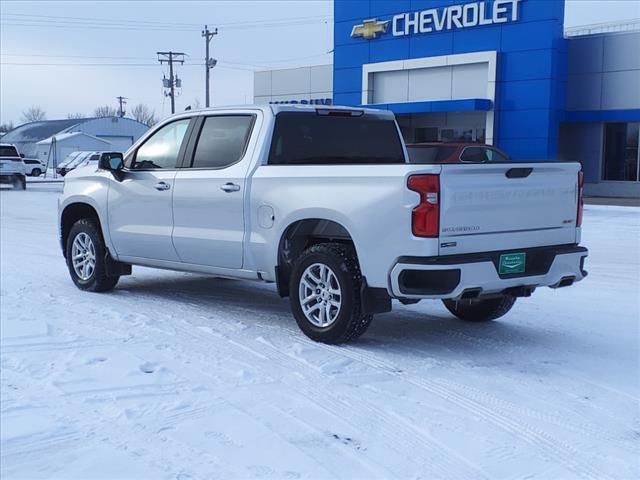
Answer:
xmin=290 ymin=337 xmax=614 ymax=480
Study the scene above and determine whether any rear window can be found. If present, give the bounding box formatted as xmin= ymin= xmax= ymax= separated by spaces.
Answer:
xmin=0 ymin=146 xmax=19 ymax=157
xmin=407 ymin=146 xmax=456 ymax=164
xmin=268 ymin=112 xmax=405 ymax=165
xmin=460 ymin=147 xmax=508 ymax=163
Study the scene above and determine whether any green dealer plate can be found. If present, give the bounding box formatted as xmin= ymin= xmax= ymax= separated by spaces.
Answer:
xmin=499 ymin=253 xmax=526 ymax=275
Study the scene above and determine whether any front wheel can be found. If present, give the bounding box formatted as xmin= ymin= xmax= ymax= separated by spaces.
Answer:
xmin=442 ymin=295 xmax=516 ymax=322
xmin=289 ymin=243 xmax=372 ymax=344
xmin=66 ymin=219 xmax=119 ymax=292
xmin=31 ymin=168 xmax=42 ymax=177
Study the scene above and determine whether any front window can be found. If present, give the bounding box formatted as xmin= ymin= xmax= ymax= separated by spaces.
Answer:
xmin=132 ymin=119 xmax=190 ymax=170
xmin=603 ymin=122 xmax=639 ymax=182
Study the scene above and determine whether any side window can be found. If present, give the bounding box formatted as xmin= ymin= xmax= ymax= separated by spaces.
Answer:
xmin=132 ymin=119 xmax=190 ymax=170
xmin=487 ymin=148 xmax=508 ymax=162
xmin=191 ymin=115 xmax=254 ymax=169
xmin=460 ymin=147 xmax=489 ymax=163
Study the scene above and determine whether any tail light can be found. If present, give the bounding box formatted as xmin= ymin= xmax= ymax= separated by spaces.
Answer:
xmin=408 ymin=174 xmax=440 ymax=237
xmin=577 ymin=170 xmax=584 ymax=227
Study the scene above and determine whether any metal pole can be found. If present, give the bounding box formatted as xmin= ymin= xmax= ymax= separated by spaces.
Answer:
xmin=202 ymin=25 xmax=218 ymax=108
xmin=169 ymin=52 xmax=175 ymax=114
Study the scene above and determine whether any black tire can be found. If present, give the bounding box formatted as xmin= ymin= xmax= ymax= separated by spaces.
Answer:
xmin=31 ymin=168 xmax=42 ymax=177
xmin=66 ymin=219 xmax=119 ymax=292
xmin=14 ymin=175 xmax=26 ymax=190
xmin=289 ymin=243 xmax=373 ymax=344
xmin=442 ymin=295 xmax=516 ymax=322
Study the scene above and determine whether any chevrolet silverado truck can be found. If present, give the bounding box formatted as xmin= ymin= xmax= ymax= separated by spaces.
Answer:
xmin=58 ymin=105 xmax=588 ymax=343
xmin=0 ymin=144 xmax=27 ymax=190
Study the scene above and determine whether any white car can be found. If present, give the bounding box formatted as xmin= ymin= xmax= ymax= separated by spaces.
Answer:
xmin=0 ymin=143 xmax=27 ymax=190
xmin=58 ymin=105 xmax=588 ymax=343
xmin=23 ymin=157 xmax=47 ymax=177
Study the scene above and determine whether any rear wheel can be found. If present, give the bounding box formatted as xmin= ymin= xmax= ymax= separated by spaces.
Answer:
xmin=442 ymin=295 xmax=516 ymax=322
xmin=66 ymin=219 xmax=119 ymax=292
xmin=31 ymin=168 xmax=42 ymax=177
xmin=289 ymin=243 xmax=372 ymax=344
xmin=13 ymin=175 xmax=26 ymax=190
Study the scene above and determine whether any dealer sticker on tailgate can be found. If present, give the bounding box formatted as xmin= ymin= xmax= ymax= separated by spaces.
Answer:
xmin=499 ymin=253 xmax=526 ymax=274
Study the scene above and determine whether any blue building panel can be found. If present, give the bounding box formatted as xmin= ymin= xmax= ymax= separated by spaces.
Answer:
xmin=333 ymin=0 xmax=568 ymax=160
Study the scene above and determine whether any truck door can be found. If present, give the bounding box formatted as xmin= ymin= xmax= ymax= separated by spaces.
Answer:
xmin=172 ymin=113 xmax=258 ymax=268
xmin=108 ymin=117 xmax=192 ymax=261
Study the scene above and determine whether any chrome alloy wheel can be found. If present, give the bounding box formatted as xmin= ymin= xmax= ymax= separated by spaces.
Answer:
xmin=71 ymin=232 xmax=96 ymax=280
xmin=298 ymin=262 xmax=342 ymax=327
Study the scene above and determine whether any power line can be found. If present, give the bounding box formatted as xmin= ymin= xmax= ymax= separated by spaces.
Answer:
xmin=2 ymin=12 xmax=331 ymax=28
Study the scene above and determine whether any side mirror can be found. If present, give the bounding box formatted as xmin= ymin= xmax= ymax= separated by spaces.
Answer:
xmin=99 ymin=152 xmax=124 ymax=170
xmin=99 ymin=152 xmax=125 ymax=180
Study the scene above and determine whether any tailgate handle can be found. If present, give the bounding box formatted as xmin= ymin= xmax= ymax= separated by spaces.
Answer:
xmin=505 ymin=168 xmax=533 ymax=179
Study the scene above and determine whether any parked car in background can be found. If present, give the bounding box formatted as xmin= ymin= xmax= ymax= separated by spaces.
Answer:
xmin=59 ymin=105 xmax=588 ymax=344
xmin=0 ymin=143 xmax=26 ymax=190
xmin=57 ymin=151 xmax=102 ymax=176
xmin=407 ymin=142 xmax=511 ymax=164
xmin=23 ymin=157 xmax=47 ymax=177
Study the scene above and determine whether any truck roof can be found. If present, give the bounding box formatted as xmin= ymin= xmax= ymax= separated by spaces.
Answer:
xmin=162 ymin=104 xmax=395 ymax=120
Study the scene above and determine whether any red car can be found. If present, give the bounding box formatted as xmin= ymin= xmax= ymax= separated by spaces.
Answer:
xmin=406 ymin=142 xmax=510 ymax=164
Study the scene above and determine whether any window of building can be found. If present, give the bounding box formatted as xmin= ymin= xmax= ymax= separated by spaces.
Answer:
xmin=191 ymin=115 xmax=254 ymax=169
xmin=132 ymin=119 xmax=190 ymax=170
xmin=603 ymin=123 xmax=639 ymax=182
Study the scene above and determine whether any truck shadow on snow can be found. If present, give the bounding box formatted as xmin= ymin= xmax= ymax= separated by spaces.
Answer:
xmin=115 ymin=273 xmax=556 ymax=356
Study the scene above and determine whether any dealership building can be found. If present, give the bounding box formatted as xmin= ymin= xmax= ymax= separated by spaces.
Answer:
xmin=255 ymin=1 xmax=639 ymax=198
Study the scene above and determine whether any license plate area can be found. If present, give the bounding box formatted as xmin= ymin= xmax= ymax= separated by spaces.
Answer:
xmin=499 ymin=253 xmax=526 ymax=275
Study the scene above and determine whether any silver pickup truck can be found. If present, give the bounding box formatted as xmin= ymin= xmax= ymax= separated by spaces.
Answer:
xmin=59 ymin=105 xmax=588 ymax=343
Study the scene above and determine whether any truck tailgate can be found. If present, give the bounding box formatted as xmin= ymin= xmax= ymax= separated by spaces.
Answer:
xmin=438 ymin=162 xmax=580 ymax=255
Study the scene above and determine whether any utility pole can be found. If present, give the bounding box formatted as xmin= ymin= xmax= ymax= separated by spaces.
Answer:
xmin=157 ymin=51 xmax=185 ymax=114
xmin=116 ymin=96 xmax=127 ymax=117
xmin=202 ymin=25 xmax=218 ymax=108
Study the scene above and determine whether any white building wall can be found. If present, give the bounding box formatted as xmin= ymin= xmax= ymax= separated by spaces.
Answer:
xmin=253 ymin=65 xmax=333 ymax=104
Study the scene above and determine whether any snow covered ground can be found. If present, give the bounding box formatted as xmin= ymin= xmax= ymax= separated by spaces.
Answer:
xmin=1 ymin=184 xmax=638 ymax=480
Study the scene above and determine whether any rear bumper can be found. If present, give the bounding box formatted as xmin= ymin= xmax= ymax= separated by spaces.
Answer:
xmin=0 ymin=173 xmax=24 ymax=184
xmin=389 ymin=244 xmax=588 ymax=300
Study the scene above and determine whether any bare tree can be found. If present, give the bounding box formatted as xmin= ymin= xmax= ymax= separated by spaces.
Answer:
xmin=130 ymin=104 xmax=157 ymax=127
xmin=0 ymin=121 xmax=14 ymax=136
xmin=21 ymin=106 xmax=46 ymax=123
xmin=93 ymin=105 xmax=117 ymax=117
xmin=67 ymin=113 xmax=85 ymax=119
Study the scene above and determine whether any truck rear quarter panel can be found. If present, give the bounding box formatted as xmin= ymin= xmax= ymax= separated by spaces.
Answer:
xmin=248 ymin=164 xmax=442 ymax=289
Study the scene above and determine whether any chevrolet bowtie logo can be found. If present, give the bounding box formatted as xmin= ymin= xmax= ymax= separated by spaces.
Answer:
xmin=351 ymin=18 xmax=389 ymax=40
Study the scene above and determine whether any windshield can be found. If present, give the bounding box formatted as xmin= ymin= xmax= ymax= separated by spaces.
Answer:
xmin=68 ymin=152 xmax=93 ymax=168
xmin=58 ymin=151 xmax=82 ymax=168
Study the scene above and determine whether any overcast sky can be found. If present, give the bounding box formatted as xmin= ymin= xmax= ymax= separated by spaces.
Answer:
xmin=1 ymin=0 xmax=638 ymax=126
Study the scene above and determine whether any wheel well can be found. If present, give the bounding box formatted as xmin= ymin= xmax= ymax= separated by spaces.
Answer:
xmin=276 ymin=219 xmax=355 ymax=297
xmin=60 ymin=203 xmax=101 ymax=258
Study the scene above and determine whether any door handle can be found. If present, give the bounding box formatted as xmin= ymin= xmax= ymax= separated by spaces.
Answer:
xmin=154 ymin=181 xmax=171 ymax=191
xmin=220 ymin=182 xmax=240 ymax=193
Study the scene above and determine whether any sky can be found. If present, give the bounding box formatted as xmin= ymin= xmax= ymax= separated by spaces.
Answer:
xmin=1 ymin=0 xmax=639 ymax=126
